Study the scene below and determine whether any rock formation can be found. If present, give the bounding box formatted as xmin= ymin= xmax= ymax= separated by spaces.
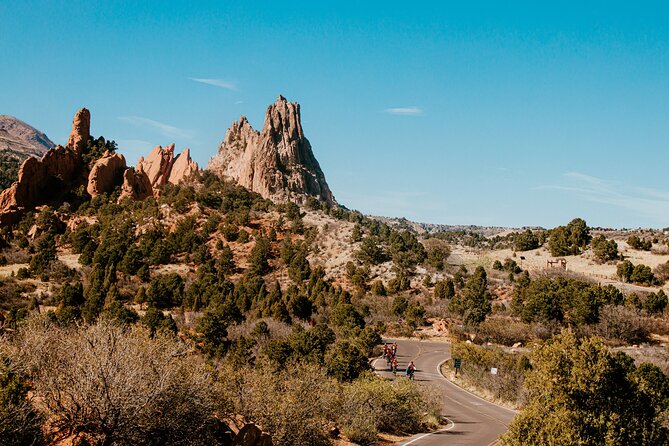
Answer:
xmin=168 ymin=147 xmax=199 ymax=185
xmin=0 ymin=144 xmax=81 ymax=225
xmin=0 ymin=109 xmax=90 ymax=225
xmin=137 ymin=144 xmax=175 ymax=187
xmin=0 ymin=106 xmax=202 ymax=225
xmin=0 ymin=115 xmax=56 ymax=190
xmin=208 ymin=95 xmax=335 ymax=206
xmin=120 ymin=165 xmax=153 ymax=200
xmin=136 ymin=144 xmax=199 ymax=188
xmin=87 ymin=151 xmax=127 ymax=197
xmin=230 ymin=423 xmax=273 ymax=446
xmin=67 ymin=108 xmax=90 ymax=154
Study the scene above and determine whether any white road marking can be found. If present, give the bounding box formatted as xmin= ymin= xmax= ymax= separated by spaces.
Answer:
xmin=399 ymin=417 xmax=456 ymax=446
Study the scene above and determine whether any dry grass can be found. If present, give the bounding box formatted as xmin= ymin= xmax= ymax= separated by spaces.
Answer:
xmin=450 ymin=241 xmax=669 ymax=295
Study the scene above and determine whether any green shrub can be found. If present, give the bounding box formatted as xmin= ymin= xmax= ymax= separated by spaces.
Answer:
xmin=448 ymin=341 xmax=530 ymax=404
xmin=340 ymin=374 xmax=440 ymax=442
xmin=325 ymin=340 xmax=369 ymax=381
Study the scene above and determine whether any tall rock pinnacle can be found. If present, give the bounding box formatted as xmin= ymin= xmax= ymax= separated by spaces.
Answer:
xmin=67 ymin=108 xmax=90 ymax=154
xmin=208 ymin=95 xmax=335 ymax=205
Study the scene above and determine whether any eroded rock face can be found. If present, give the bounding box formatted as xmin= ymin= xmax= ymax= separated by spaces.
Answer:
xmin=137 ymin=144 xmax=175 ymax=187
xmin=67 ymin=108 xmax=90 ymax=154
xmin=120 ymin=165 xmax=153 ymax=201
xmin=0 ymin=144 xmax=81 ymax=225
xmin=208 ymin=95 xmax=335 ymax=206
xmin=0 ymin=107 xmax=88 ymax=225
xmin=87 ymin=151 xmax=127 ymax=197
xmin=208 ymin=116 xmax=259 ymax=183
xmin=168 ymin=147 xmax=198 ymax=185
xmin=136 ymin=144 xmax=198 ymax=188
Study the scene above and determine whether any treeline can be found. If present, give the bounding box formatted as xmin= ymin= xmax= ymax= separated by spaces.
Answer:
xmin=510 ymin=274 xmax=666 ymax=344
xmin=427 ymin=227 xmax=546 ymax=252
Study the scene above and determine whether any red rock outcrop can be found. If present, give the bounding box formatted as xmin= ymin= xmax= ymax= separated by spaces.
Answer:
xmin=120 ymin=165 xmax=153 ymax=200
xmin=208 ymin=95 xmax=335 ymax=205
xmin=0 ymin=144 xmax=81 ymax=225
xmin=0 ymin=108 xmax=88 ymax=225
xmin=168 ymin=147 xmax=198 ymax=185
xmin=137 ymin=144 xmax=175 ymax=187
xmin=136 ymin=144 xmax=198 ymax=188
xmin=87 ymin=151 xmax=127 ymax=197
xmin=67 ymin=108 xmax=90 ymax=154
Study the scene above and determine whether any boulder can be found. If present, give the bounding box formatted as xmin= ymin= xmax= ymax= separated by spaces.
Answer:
xmin=432 ymin=319 xmax=449 ymax=334
xmin=67 ymin=108 xmax=90 ymax=154
xmin=66 ymin=215 xmax=97 ymax=232
xmin=230 ymin=423 xmax=273 ymax=446
xmin=86 ymin=151 xmax=127 ymax=196
xmin=208 ymin=95 xmax=335 ymax=205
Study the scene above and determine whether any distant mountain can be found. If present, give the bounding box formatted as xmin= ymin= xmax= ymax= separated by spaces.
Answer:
xmin=0 ymin=115 xmax=55 ymax=189
xmin=208 ymin=95 xmax=336 ymax=206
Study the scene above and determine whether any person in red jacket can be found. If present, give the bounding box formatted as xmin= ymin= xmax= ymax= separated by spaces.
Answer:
xmin=406 ymin=361 xmax=415 ymax=380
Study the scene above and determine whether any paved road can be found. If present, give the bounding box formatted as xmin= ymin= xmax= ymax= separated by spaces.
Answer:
xmin=373 ymin=339 xmax=516 ymax=446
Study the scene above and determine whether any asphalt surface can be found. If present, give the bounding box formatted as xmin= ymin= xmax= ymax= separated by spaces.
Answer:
xmin=373 ymin=339 xmax=516 ymax=446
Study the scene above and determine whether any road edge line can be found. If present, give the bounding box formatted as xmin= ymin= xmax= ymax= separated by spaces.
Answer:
xmin=437 ymin=356 xmax=519 ymax=414
xmin=398 ymin=417 xmax=456 ymax=446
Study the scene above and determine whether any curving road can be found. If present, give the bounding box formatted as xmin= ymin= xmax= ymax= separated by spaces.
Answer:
xmin=373 ymin=339 xmax=516 ymax=446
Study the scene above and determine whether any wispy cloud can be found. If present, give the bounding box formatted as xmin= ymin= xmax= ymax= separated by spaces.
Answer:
xmin=115 ymin=139 xmax=156 ymax=165
xmin=116 ymin=139 xmax=154 ymax=151
xmin=189 ymin=77 xmax=238 ymax=91
xmin=537 ymin=171 xmax=669 ymax=224
xmin=383 ymin=106 xmax=424 ymax=116
xmin=118 ymin=116 xmax=194 ymax=140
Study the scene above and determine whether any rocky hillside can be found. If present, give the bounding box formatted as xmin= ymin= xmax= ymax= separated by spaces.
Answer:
xmin=0 ymin=108 xmax=199 ymax=225
xmin=208 ymin=95 xmax=335 ymax=206
xmin=0 ymin=115 xmax=55 ymax=189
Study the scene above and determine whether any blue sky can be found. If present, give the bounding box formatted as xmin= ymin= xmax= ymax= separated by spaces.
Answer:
xmin=1 ymin=1 xmax=668 ymax=228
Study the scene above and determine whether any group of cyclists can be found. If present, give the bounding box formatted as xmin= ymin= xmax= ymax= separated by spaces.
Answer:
xmin=381 ymin=341 xmax=416 ymax=380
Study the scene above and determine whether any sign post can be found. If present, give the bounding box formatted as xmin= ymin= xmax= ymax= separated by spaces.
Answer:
xmin=454 ymin=358 xmax=462 ymax=376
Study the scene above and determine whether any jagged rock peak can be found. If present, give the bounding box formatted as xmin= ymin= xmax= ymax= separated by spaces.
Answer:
xmin=67 ymin=108 xmax=90 ymax=154
xmin=137 ymin=144 xmax=175 ymax=187
xmin=168 ymin=147 xmax=199 ymax=185
xmin=208 ymin=95 xmax=335 ymax=206
xmin=264 ymin=95 xmax=304 ymax=143
xmin=136 ymin=144 xmax=199 ymax=188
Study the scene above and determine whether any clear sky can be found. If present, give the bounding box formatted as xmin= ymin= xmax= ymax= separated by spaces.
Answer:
xmin=1 ymin=1 xmax=668 ymax=229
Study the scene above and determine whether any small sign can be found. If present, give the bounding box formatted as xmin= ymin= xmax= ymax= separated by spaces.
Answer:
xmin=454 ymin=358 xmax=462 ymax=369
xmin=490 ymin=367 xmax=498 ymax=375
